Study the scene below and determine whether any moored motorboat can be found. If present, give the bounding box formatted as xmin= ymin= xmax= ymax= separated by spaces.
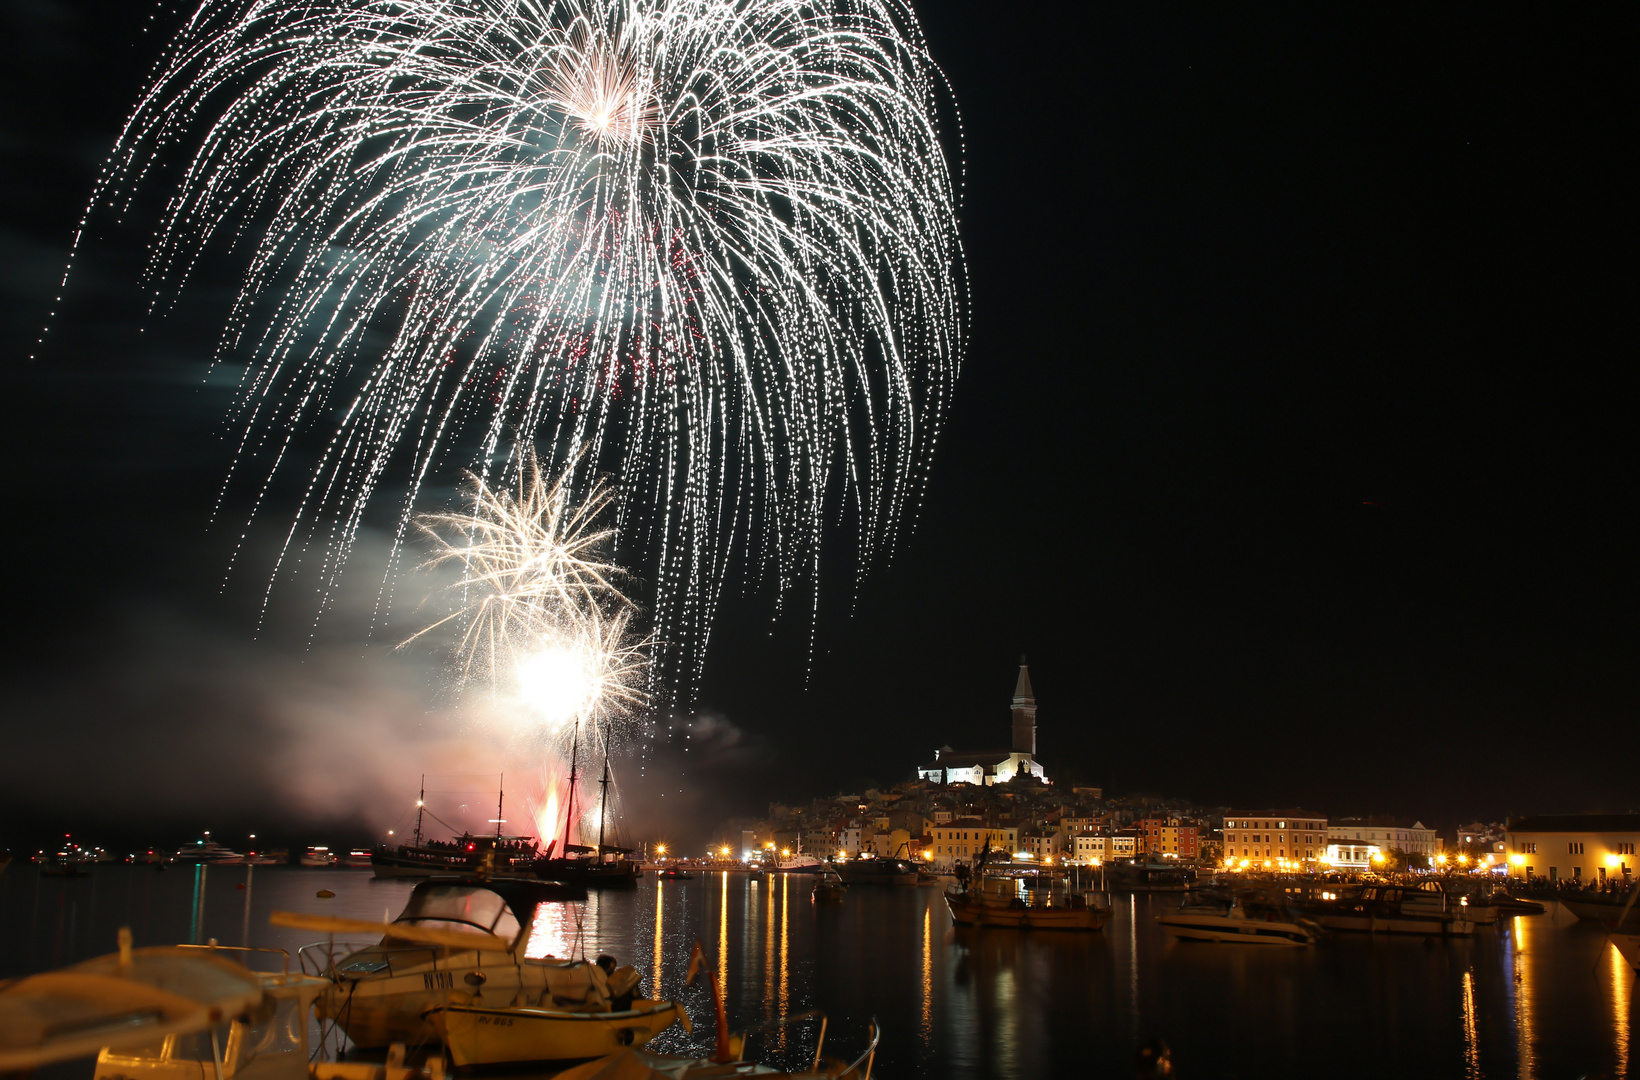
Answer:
xmin=1108 ymin=857 xmax=1192 ymax=892
xmin=1557 ymin=892 xmax=1640 ymax=931
xmin=1294 ymin=880 xmax=1476 ymax=936
xmin=302 ymin=876 xmax=609 ymax=1049
xmin=657 ymin=868 xmax=694 ymax=880
xmin=836 ymin=855 xmax=918 ymax=887
xmin=1158 ymin=892 xmax=1316 ymax=945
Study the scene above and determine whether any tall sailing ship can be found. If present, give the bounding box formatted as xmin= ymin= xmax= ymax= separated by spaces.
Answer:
xmin=371 ymin=777 xmax=542 ymax=879
xmin=531 ymin=722 xmax=641 ymax=888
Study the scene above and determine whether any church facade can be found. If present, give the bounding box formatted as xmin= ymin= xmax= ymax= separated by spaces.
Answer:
xmin=917 ymin=662 xmax=1047 ymax=786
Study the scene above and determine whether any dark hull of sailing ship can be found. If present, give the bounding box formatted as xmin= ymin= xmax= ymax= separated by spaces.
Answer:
xmin=370 ymin=836 xmax=541 ymax=879
xmin=531 ymin=851 xmax=641 ymax=888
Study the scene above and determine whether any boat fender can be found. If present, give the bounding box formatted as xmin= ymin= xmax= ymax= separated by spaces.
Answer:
xmin=317 ymin=889 xmax=335 ymax=898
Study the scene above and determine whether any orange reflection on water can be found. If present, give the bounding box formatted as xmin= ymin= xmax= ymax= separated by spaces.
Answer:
xmin=719 ymin=870 xmax=729 ymax=980
xmin=1610 ymin=937 xmax=1631 ymax=1078
xmin=525 ymin=900 xmax=575 ymax=959
xmin=778 ymin=873 xmax=789 ymax=1027
xmin=920 ymin=905 xmax=932 ymax=1045
xmin=1511 ymin=915 xmax=1538 ymax=1080
xmin=1461 ymin=969 xmax=1480 ymax=1080
xmin=653 ymin=876 xmax=664 ymax=990
xmin=763 ymin=876 xmax=775 ymax=1025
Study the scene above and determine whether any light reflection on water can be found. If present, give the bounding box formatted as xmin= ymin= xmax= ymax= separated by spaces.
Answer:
xmin=1 ymin=866 xmax=1635 ymax=1079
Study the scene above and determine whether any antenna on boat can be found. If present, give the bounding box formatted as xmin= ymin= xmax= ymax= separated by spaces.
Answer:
xmin=413 ymin=775 xmax=425 ymax=848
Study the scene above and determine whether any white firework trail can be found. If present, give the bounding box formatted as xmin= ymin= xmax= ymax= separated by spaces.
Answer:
xmin=65 ymin=0 xmax=965 ymax=689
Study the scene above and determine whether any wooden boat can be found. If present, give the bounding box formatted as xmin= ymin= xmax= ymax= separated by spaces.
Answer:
xmin=428 ymin=997 xmax=689 ymax=1066
xmin=1157 ymin=893 xmax=1316 ymax=945
xmin=944 ymin=874 xmax=1111 ymax=931
xmin=545 ymin=942 xmax=879 ymax=1079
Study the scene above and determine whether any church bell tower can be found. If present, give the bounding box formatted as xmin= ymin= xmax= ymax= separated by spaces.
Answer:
xmin=1011 ymin=658 xmax=1036 ymax=756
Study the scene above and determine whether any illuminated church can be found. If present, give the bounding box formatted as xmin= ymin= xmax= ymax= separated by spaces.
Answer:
xmin=917 ymin=661 xmax=1047 ymax=786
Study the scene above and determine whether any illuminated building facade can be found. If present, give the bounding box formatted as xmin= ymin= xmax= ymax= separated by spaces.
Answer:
xmin=1222 ymin=811 xmax=1328 ymax=869
xmin=1504 ymin=814 xmax=1640 ymax=884
xmin=929 ymin=818 xmax=1019 ymax=870
xmin=1328 ymin=817 xmax=1441 ymax=861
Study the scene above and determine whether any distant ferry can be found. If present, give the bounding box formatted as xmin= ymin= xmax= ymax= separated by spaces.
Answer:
xmin=173 ymin=838 xmax=244 ymax=865
xmin=300 ymin=846 xmax=338 ymax=868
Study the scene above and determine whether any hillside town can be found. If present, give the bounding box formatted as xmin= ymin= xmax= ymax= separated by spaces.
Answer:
xmin=707 ymin=664 xmax=1636 ymax=890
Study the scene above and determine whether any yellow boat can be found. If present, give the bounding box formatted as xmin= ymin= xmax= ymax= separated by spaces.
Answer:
xmin=427 ymin=998 xmax=689 ymax=1067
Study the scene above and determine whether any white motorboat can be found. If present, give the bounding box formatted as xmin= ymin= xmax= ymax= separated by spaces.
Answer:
xmin=300 ymin=846 xmax=338 ymax=868
xmin=301 ymin=877 xmax=634 ymax=1049
xmin=174 ymin=836 xmax=245 ymax=865
xmin=1158 ymin=893 xmax=1316 ymax=945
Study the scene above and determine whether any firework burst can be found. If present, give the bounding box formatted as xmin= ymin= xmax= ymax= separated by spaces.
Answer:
xmin=409 ymin=450 xmax=651 ymax=735
xmin=71 ymin=0 xmax=965 ymax=686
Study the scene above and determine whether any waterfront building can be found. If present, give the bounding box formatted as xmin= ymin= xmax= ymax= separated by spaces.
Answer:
xmin=1325 ymin=839 xmax=1382 ymax=871
xmin=1504 ymin=814 xmax=1640 ymax=885
xmin=916 ymin=662 xmax=1048 ymax=786
xmin=928 ymin=818 xmax=1020 ymax=870
xmin=1328 ymin=817 xmax=1441 ymax=861
xmin=1071 ymin=833 xmax=1112 ymax=863
xmin=1222 ymin=811 xmax=1328 ymax=868
xmin=1022 ymin=828 xmax=1066 ymax=861
xmin=1136 ymin=817 xmax=1200 ymax=858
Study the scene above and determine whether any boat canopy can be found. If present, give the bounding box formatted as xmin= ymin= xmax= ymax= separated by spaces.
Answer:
xmin=0 ymin=947 xmax=266 ymax=1071
xmin=394 ymin=884 xmax=521 ymax=943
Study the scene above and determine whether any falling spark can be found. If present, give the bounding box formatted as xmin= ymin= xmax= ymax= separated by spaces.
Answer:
xmin=66 ymin=0 xmax=965 ymax=686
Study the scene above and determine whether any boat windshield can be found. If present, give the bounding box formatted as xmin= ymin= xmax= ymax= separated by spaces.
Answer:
xmin=391 ymin=885 xmax=521 ymax=941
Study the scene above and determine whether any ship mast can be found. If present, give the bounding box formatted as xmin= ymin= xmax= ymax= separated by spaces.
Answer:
xmin=596 ymin=722 xmax=612 ymax=862
xmin=560 ymin=721 xmax=580 ymax=854
xmin=496 ymin=774 xmax=504 ymax=841
xmin=413 ymin=775 xmax=425 ymax=848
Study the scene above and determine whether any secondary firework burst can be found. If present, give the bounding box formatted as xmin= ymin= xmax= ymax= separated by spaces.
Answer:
xmin=72 ymin=0 xmax=966 ymax=686
xmin=408 ymin=450 xmax=651 ymax=740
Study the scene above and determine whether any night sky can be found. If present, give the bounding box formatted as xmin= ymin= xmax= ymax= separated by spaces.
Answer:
xmin=1 ymin=4 xmax=1633 ymax=850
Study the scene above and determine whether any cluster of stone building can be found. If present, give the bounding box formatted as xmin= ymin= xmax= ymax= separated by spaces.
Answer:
xmin=714 ymin=663 xmax=1640 ymax=886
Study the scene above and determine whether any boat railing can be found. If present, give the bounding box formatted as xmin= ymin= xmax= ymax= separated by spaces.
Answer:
xmin=177 ymin=943 xmax=290 ymax=977
xmin=841 ymin=1018 xmax=880 ymax=1079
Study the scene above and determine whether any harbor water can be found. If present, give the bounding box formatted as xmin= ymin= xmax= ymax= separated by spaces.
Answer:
xmin=2 ymin=864 xmax=1632 ymax=1078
